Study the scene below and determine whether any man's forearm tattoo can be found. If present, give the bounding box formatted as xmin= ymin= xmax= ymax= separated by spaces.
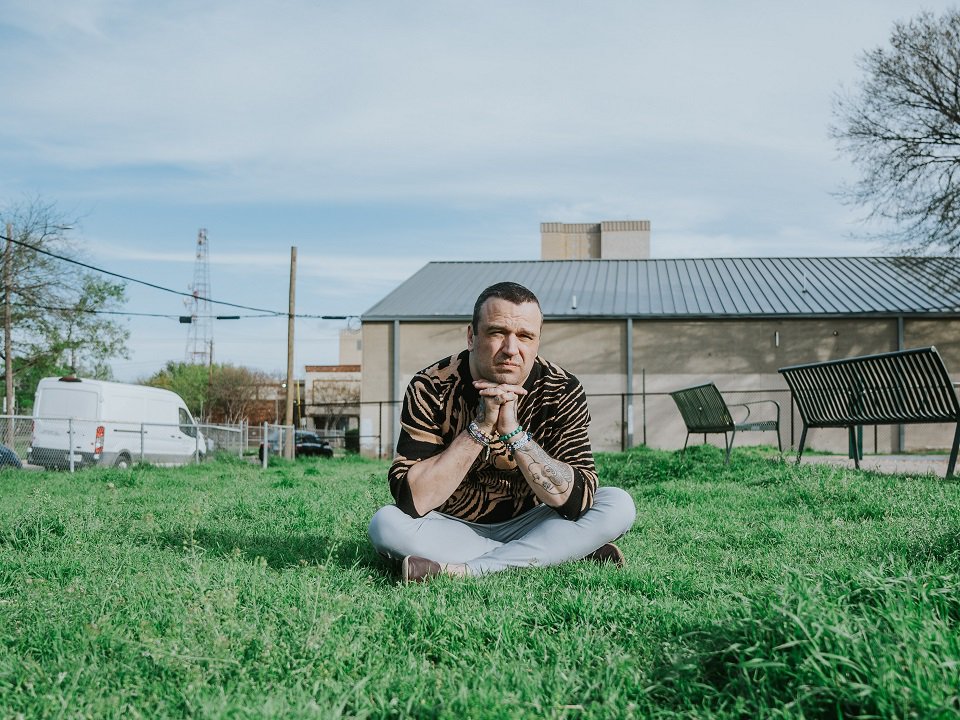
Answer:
xmin=516 ymin=442 xmax=573 ymax=496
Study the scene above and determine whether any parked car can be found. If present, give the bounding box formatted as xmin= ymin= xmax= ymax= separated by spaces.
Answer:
xmin=259 ymin=430 xmax=333 ymax=460
xmin=0 ymin=444 xmax=22 ymax=469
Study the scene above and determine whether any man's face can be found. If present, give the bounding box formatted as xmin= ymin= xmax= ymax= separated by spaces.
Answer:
xmin=467 ymin=298 xmax=542 ymax=385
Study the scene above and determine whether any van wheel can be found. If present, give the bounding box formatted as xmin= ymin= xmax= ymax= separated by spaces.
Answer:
xmin=114 ymin=453 xmax=132 ymax=469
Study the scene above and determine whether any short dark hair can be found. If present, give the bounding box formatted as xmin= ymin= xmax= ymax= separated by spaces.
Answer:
xmin=471 ymin=282 xmax=541 ymax=332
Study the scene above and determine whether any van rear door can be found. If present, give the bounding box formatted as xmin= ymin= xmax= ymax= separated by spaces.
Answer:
xmin=32 ymin=384 xmax=100 ymax=466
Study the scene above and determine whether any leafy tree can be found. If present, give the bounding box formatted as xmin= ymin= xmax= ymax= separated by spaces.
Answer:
xmin=143 ymin=361 xmax=211 ymax=418
xmin=143 ymin=361 xmax=276 ymax=424
xmin=1 ymin=198 xmax=129 ymax=413
xmin=832 ymin=8 xmax=960 ymax=255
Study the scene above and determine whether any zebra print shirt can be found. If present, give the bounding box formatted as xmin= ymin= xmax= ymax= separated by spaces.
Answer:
xmin=389 ymin=350 xmax=598 ymax=523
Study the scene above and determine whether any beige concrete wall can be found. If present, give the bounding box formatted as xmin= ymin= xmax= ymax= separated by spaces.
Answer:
xmin=398 ymin=323 xmax=467 ymax=385
xmin=599 ymin=220 xmax=651 ymax=259
xmin=359 ymin=323 xmax=394 ymax=458
xmin=904 ymin=318 xmax=960 ymax=368
xmin=338 ymin=328 xmax=363 ymax=365
xmin=361 ymin=316 xmax=959 ymax=458
xmin=632 ymin=318 xmax=901 ymax=455
xmin=540 ymin=221 xmax=651 ymax=260
xmin=540 ymin=222 xmax=601 ymax=260
xmin=539 ymin=321 xmax=627 ymax=451
xmin=632 ymin=318 xmax=899 ymax=378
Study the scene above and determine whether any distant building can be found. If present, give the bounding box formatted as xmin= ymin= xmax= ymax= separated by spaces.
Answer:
xmin=303 ymin=329 xmax=362 ymax=437
xmin=338 ymin=326 xmax=363 ymax=365
xmin=359 ymin=249 xmax=960 ymax=459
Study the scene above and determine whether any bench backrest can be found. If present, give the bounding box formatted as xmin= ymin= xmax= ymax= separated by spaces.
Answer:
xmin=778 ymin=346 xmax=960 ymax=428
xmin=670 ymin=383 xmax=734 ymax=433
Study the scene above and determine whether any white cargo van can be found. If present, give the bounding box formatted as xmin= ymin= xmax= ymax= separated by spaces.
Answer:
xmin=28 ymin=376 xmax=206 ymax=469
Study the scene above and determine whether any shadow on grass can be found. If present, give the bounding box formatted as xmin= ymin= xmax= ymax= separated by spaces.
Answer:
xmin=156 ymin=527 xmax=389 ymax=573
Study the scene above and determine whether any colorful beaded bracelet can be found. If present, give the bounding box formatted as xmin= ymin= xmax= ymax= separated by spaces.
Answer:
xmin=498 ymin=425 xmax=524 ymax=444
xmin=467 ymin=421 xmax=493 ymax=447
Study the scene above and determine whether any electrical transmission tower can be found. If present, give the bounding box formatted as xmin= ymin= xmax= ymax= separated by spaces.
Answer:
xmin=184 ymin=228 xmax=213 ymax=365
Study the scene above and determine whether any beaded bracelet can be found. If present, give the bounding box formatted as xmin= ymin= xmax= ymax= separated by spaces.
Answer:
xmin=507 ymin=431 xmax=533 ymax=452
xmin=467 ymin=421 xmax=493 ymax=447
xmin=469 ymin=422 xmax=499 ymax=461
xmin=498 ymin=425 xmax=524 ymax=444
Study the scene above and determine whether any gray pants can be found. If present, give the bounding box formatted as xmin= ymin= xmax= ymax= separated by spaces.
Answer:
xmin=368 ymin=486 xmax=636 ymax=575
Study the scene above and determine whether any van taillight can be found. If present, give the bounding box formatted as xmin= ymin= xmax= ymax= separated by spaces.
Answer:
xmin=94 ymin=426 xmax=105 ymax=459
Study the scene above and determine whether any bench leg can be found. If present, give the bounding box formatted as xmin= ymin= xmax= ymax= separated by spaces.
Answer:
xmin=681 ymin=433 xmax=691 ymax=459
xmin=947 ymin=422 xmax=959 ymax=479
xmin=724 ymin=429 xmax=735 ymax=465
xmin=848 ymin=426 xmax=861 ymax=470
xmin=796 ymin=426 xmax=808 ymax=466
xmin=775 ymin=425 xmax=782 ymax=453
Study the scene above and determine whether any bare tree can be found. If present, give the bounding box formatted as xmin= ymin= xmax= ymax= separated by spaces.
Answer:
xmin=207 ymin=365 xmax=275 ymax=424
xmin=832 ymin=9 xmax=960 ymax=255
xmin=309 ymin=378 xmax=360 ymax=433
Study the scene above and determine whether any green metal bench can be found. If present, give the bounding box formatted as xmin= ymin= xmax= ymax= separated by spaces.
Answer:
xmin=669 ymin=383 xmax=782 ymax=464
xmin=778 ymin=346 xmax=960 ymax=478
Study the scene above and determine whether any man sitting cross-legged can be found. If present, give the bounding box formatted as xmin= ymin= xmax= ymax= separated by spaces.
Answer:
xmin=368 ymin=281 xmax=636 ymax=582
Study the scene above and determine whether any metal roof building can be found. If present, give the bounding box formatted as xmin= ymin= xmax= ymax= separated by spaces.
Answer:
xmin=359 ymin=256 xmax=960 ymax=458
xmin=363 ymin=257 xmax=960 ymax=320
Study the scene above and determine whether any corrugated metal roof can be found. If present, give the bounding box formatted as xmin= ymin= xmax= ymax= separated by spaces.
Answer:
xmin=362 ymin=258 xmax=960 ymax=320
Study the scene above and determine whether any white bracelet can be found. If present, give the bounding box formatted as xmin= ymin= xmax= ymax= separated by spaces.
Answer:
xmin=507 ymin=431 xmax=532 ymax=452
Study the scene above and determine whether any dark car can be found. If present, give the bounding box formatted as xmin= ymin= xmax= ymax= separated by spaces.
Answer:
xmin=259 ymin=430 xmax=333 ymax=461
xmin=0 ymin=444 xmax=22 ymax=469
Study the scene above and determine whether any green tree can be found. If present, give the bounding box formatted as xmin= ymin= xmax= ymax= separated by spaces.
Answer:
xmin=143 ymin=361 xmax=211 ymax=418
xmin=1 ymin=198 xmax=129 ymax=414
xmin=143 ymin=362 xmax=275 ymax=423
xmin=832 ymin=9 xmax=960 ymax=255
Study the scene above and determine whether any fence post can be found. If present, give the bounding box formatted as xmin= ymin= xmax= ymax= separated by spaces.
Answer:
xmin=642 ymin=368 xmax=647 ymax=447
xmin=261 ymin=421 xmax=268 ymax=469
xmin=140 ymin=423 xmax=145 ymax=464
xmin=68 ymin=418 xmax=75 ymax=473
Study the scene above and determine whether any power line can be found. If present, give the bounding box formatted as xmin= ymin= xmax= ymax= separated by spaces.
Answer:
xmin=1 ymin=232 xmax=357 ymax=320
xmin=1 ymin=232 xmax=283 ymax=315
xmin=27 ymin=303 xmax=279 ymax=319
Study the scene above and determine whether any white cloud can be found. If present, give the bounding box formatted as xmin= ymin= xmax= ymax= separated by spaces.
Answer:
xmin=5 ymin=0 xmax=951 ymax=206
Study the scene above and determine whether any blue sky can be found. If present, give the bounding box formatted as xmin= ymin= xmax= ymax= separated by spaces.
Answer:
xmin=1 ymin=0 xmax=954 ymax=381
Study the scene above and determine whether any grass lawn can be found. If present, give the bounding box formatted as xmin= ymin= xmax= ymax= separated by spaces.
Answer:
xmin=1 ymin=447 xmax=959 ymax=719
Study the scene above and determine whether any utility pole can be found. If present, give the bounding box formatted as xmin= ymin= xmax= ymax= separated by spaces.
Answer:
xmin=4 ymin=223 xmax=14 ymax=424
xmin=284 ymin=246 xmax=297 ymax=458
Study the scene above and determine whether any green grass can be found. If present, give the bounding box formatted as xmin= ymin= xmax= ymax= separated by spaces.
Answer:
xmin=1 ymin=447 xmax=959 ymax=718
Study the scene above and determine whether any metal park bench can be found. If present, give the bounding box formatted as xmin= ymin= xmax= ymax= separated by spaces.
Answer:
xmin=778 ymin=346 xmax=960 ymax=478
xmin=669 ymin=383 xmax=782 ymax=464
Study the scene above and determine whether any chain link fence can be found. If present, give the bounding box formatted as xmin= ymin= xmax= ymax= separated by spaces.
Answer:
xmin=357 ymin=383 xmax=960 ymax=458
xmin=0 ymin=415 xmax=254 ymax=472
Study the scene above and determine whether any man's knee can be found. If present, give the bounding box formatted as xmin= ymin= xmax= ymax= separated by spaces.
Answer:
xmin=368 ymin=505 xmax=414 ymax=559
xmin=594 ymin=486 xmax=637 ymax=536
